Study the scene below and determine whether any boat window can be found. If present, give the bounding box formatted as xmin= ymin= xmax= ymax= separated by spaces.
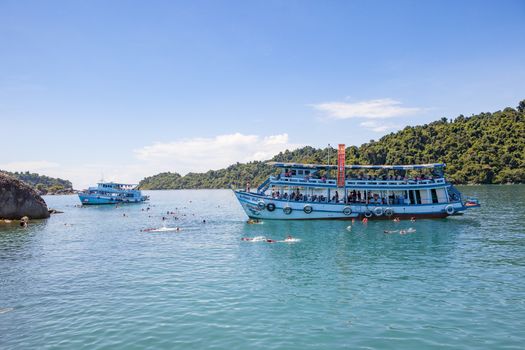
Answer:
xmin=415 ymin=190 xmax=422 ymax=204
xmin=431 ymin=189 xmax=439 ymax=203
xmin=408 ymin=190 xmax=415 ymax=205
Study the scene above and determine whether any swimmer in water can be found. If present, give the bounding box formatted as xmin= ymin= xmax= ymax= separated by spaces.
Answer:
xmin=393 ymin=217 xmax=400 ymax=222
xmin=266 ymin=239 xmax=276 ymax=243
xmin=362 ymin=218 xmax=368 ymax=223
xmin=286 ymin=235 xmax=293 ymax=240
xmin=410 ymin=217 xmax=416 ymax=222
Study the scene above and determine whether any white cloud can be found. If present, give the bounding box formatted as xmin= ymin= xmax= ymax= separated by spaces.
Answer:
xmin=135 ymin=133 xmax=303 ymax=174
xmin=359 ymin=121 xmax=400 ymax=133
xmin=312 ymin=98 xmax=421 ymax=119
xmin=0 ymin=160 xmax=60 ymax=172
xmin=1 ymin=134 xmax=303 ymax=189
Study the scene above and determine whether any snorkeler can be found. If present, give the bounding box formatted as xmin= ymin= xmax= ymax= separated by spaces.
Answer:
xmin=384 ymin=230 xmax=399 ymax=234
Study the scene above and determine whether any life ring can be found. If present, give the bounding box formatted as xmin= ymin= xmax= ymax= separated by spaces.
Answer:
xmin=364 ymin=210 xmax=373 ymax=218
xmin=266 ymin=203 xmax=276 ymax=212
xmin=257 ymin=201 xmax=266 ymax=210
xmin=283 ymin=206 xmax=292 ymax=215
xmin=343 ymin=206 xmax=352 ymax=216
xmin=374 ymin=207 xmax=383 ymax=216
xmin=303 ymin=205 xmax=313 ymax=214
xmin=445 ymin=204 xmax=455 ymax=215
xmin=384 ymin=208 xmax=394 ymax=217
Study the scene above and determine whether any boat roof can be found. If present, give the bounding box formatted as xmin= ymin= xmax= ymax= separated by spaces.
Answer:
xmin=97 ymin=182 xmax=137 ymax=186
xmin=266 ymin=162 xmax=445 ymax=170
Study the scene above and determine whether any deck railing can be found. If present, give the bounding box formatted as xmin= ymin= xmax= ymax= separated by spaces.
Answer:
xmin=269 ymin=176 xmax=445 ymax=187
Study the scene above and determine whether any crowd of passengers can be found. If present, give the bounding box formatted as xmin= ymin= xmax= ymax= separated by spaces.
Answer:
xmin=278 ymin=171 xmax=437 ymax=182
xmin=271 ymin=189 xmax=407 ymax=205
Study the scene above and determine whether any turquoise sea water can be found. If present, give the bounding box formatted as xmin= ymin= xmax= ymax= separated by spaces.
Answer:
xmin=1 ymin=186 xmax=524 ymax=349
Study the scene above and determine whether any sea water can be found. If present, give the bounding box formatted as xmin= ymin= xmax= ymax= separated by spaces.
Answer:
xmin=1 ymin=186 xmax=524 ymax=349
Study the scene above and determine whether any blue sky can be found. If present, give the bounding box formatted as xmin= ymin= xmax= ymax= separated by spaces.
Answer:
xmin=1 ymin=0 xmax=524 ymax=188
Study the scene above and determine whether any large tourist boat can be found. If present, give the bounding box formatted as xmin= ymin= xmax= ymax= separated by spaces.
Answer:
xmin=234 ymin=145 xmax=479 ymax=220
xmin=78 ymin=182 xmax=149 ymax=205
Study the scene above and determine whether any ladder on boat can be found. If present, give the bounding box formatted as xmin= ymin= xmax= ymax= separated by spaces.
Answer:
xmin=257 ymin=178 xmax=271 ymax=194
xmin=447 ymin=184 xmax=462 ymax=202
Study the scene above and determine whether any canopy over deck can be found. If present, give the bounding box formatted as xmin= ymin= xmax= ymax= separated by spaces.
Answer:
xmin=97 ymin=182 xmax=138 ymax=187
xmin=267 ymin=162 xmax=445 ymax=170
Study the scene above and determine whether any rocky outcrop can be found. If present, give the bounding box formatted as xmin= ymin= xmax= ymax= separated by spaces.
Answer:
xmin=0 ymin=173 xmax=50 ymax=219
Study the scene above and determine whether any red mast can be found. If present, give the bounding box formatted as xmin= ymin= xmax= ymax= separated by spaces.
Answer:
xmin=337 ymin=144 xmax=346 ymax=188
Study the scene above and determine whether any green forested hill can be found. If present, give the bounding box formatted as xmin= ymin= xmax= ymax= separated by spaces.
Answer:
xmin=0 ymin=170 xmax=74 ymax=194
xmin=139 ymin=101 xmax=525 ymax=189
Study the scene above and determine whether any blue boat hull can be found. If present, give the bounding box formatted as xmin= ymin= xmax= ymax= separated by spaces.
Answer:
xmin=78 ymin=194 xmax=148 ymax=205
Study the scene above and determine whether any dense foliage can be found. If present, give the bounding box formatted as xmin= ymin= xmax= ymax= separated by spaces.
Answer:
xmin=0 ymin=170 xmax=73 ymax=194
xmin=139 ymin=101 xmax=525 ymax=189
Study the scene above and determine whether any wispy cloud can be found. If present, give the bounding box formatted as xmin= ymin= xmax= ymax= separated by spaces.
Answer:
xmin=135 ymin=133 xmax=303 ymax=174
xmin=359 ymin=121 xmax=400 ymax=133
xmin=312 ymin=98 xmax=421 ymax=119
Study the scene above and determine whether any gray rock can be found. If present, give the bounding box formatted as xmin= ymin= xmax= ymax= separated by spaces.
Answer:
xmin=0 ymin=173 xmax=50 ymax=219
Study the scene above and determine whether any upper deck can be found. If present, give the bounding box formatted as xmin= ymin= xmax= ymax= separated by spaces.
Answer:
xmin=265 ymin=162 xmax=448 ymax=190
xmin=85 ymin=182 xmax=141 ymax=194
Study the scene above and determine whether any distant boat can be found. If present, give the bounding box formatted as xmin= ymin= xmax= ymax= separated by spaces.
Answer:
xmin=233 ymin=160 xmax=480 ymax=220
xmin=78 ymin=182 xmax=149 ymax=205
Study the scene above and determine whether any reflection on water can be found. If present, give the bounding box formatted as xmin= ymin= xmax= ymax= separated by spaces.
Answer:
xmin=0 ymin=186 xmax=524 ymax=350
